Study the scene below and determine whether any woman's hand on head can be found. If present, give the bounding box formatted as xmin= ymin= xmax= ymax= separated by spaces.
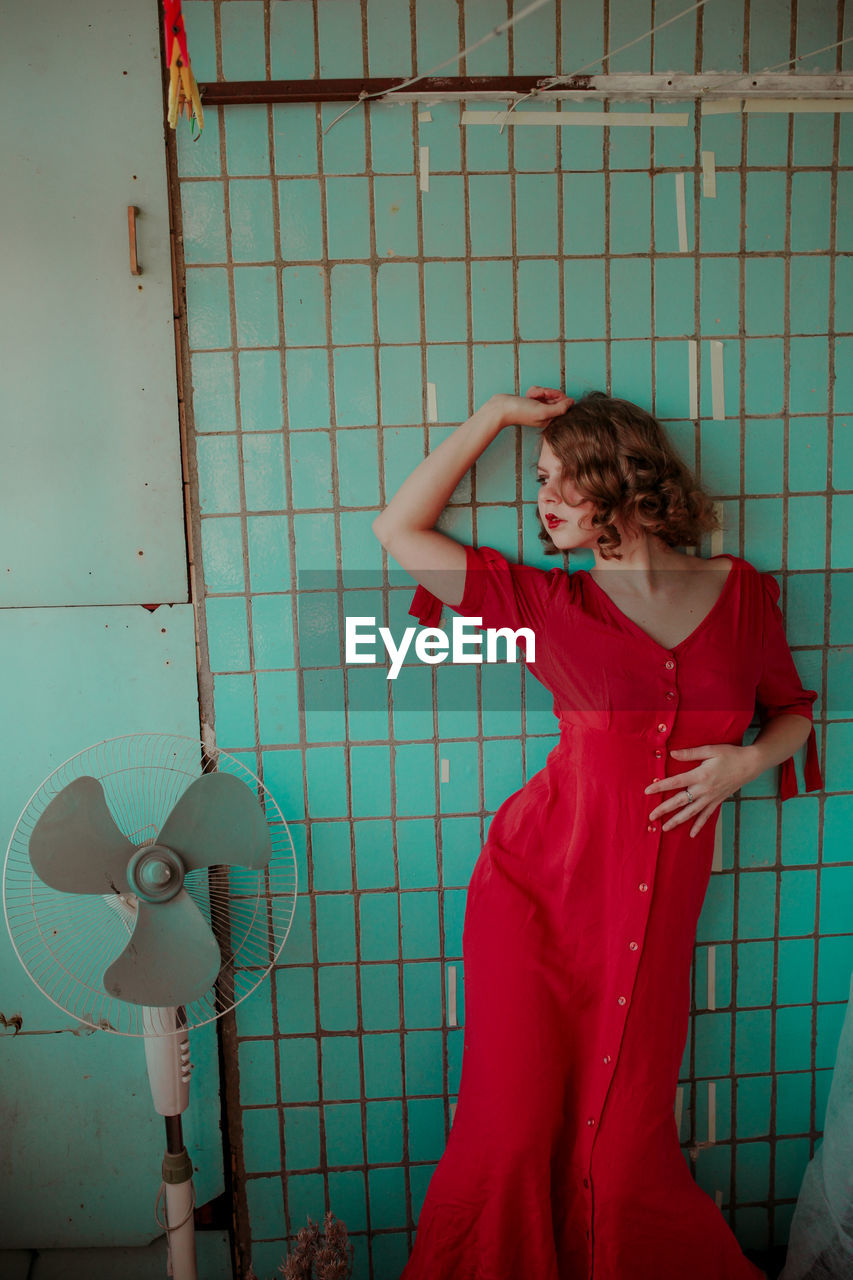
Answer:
xmin=526 ymin=384 xmax=574 ymax=408
xmin=488 ymin=388 xmax=574 ymax=431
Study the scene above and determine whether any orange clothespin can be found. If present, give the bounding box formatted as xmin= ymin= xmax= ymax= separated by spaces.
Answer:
xmin=164 ymin=0 xmax=204 ymax=136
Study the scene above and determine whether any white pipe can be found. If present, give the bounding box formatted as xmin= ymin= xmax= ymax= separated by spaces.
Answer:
xmin=164 ymin=1176 xmax=197 ymax=1280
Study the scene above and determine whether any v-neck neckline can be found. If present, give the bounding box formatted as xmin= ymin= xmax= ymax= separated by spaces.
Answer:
xmin=580 ymin=554 xmax=740 ymax=655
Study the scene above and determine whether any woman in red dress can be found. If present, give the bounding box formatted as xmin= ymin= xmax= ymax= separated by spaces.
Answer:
xmin=372 ymin=388 xmax=823 ymax=1280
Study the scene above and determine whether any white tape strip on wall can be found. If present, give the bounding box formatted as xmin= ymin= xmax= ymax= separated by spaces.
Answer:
xmin=688 ymin=340 xmax=699 ymax=419
xmin=706 ymin=501 xmax=722 ymax=558
xmin=710 ymin=341 xmax=725 ymax=420
xmin=703 ymin=98 xmax=853 ymax=115
xmin=675 ymin=172 xmax=689 ymax=252
xmin=712 ymin=815 xmax=723 ymax=872
xmin=701 ymin=150 xmax=717 ymax=198
xmin=702 ymin=98 xmax=744 ymax=115
xmin=707 ymin=944 xmax=717 ymax=1011
xmin=447 ymin=964 xmax=457 ymax=1027
xmin=707 ymin=1080 xmax=717 ymax=1145
xmin=461 ymin=109 xmax=689 ymax=128
xmin=746 ymin=98 xmax=853 ymax=112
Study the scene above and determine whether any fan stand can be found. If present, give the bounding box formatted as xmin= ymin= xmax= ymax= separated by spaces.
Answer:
xmin=4 ymin=734 xmax=298 ymax=1279
xmin=144 ymin=1007 xmax=197 ymax=1280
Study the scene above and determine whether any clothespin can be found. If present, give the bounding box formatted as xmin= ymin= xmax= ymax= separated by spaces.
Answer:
xmin=164 ymin=0 xmax=204 ymax=137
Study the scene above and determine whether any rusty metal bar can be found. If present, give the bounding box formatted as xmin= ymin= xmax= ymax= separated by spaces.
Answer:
xmin=198 ymin=74 xmax=590 ymax=104
xmin=197 ymin=72 xmax=853 ymax=107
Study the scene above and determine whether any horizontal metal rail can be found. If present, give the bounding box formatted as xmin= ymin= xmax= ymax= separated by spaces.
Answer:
xmin=198 ymin=72 xmax=853 ymax=106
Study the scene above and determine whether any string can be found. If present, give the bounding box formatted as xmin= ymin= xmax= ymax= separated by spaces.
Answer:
xmin=760 ymin=34 xmax=853 ymax=75
xmin=320 ymin=2 xmax=851 ymax=139
xmin=322 ymin=0 xmax=554 ymax=135
xmin=498 ymin=0 xmax=714 ymax=131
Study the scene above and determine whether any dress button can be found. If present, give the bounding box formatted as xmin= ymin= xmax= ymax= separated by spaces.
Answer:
xmin=639 ymin=882 xmax=648 ymax=892
xmin=629 ymin=941 xmax=639 ymax=951
xmin=665 ymin=659 xmax=675 ymax=669
xmin=587 ymin=1117 xmax=596 ymax=1126
xmin=665 ymin=690 xmax=675 ymax=701
xmin=583 ymin=1177 xmax=590 ymax=1188
xmin=603 ymin=1055 xmax=611 ymax=1064
xmin=617 ymin=995 xmax=627 ymax=1006
xmin=655 ymin=749 xmax=663 ymax=758
xmin=657 ymin=722 xmax=667 ymax=733
xmin=647 ymin=824 xmax=657 ymax=833
xmin=652 ymin=776 xmax=661 ymax=783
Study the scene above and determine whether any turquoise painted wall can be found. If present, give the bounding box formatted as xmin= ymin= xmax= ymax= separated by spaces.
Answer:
xmin=0 ymin=607 xmax=223 ymax=1251
xmin=176 ymin=2 xmax=852 ymax=1277
xmin=0 ymin=1 xmax=188 ymax=606
xmin=0 ymin=0 xmax=224 ymax=1266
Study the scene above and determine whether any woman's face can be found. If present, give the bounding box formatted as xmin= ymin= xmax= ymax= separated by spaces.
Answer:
xmin=536 ymin=438 xmax=598 ymax=550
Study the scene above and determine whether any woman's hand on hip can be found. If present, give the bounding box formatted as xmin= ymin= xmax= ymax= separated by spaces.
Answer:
xmin=642 ymin=743 xmax=757 ymax=839
xmin=489 ymin=388 xmax=573 ymax=430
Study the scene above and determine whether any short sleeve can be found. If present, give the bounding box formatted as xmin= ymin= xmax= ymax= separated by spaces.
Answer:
xmin=408 ymin=543 xmax=563 ymax=659
xmin=754 ymin=572 xmax=823 ymax=801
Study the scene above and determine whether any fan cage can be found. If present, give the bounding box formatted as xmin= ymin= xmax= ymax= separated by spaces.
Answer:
xmin=3 ymin=734 xmax=297 ymax=1036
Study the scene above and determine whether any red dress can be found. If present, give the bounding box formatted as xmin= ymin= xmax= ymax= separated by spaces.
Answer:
xmin=401 ymin=545 xmax=823 ymax=1280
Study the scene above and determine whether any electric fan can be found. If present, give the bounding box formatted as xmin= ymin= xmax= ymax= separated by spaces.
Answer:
xmin=3 ymin=733 xmax=298 ymax=1280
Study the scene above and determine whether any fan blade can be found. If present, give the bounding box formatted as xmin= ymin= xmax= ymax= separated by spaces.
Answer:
xmin=157 ymin=772 xmax=272 ymax=872
xmin=29 ymin=776 xmax=135 ymax=895
xmin=102 ymin=889 xmax=221 ymax=1007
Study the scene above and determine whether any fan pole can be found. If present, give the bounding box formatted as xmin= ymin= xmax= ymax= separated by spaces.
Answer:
xmin=143 ymin=1008 xmax=198 ymax=1280
xmin=163 ymin=1113 xmax=197 ymax=1280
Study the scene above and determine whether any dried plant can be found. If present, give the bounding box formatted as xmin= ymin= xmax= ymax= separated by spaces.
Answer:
xmin=279 ymin=1211 xmax=353 ymax=1280
xmin=314 ymin=1210 xmax=354 ymax=1280
xmin=279 ymin=1216 xmax=321 ymax=1279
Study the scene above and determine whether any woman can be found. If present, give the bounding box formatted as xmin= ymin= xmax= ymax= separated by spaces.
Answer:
xmin=372 ymin=387 xmax=823 ymax=1280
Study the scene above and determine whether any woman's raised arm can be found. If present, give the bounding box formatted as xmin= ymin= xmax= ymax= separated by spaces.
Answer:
xmin=372 ymin=389 xmax=572 ymax=608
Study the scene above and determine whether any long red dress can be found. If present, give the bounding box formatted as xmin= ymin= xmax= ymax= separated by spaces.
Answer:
xmin=402 ymin=545 xmax=823 ymax=1280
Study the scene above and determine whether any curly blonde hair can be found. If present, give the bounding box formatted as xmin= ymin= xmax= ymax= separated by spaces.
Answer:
xmin=535 ymin=391 xmax=720 ymax=561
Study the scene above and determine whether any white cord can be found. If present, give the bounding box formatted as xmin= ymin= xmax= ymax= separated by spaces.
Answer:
xmin=499 ymin=0 xmax=714 ymax=129
xmin=154 ymin=1181 xmax=196 ymax=1233
xmin=322 ymin=0 xmax=554 ymax=134
xmin=761 ymin=34 xmax=853 ymax=75
xmin=499 ymin=19 xmax=853 ymax=130
xmin=546 ymin=0 xmax=713 ymax=86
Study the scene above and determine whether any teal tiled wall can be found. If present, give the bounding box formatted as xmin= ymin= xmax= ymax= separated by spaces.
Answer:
xmin=176 ymin=2 xmax=851 ymax=1276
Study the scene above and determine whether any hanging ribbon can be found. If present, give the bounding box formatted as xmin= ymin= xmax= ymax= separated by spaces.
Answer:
xmin=408 ymin=583 xmax=444 ymax=627
xmin=779 ymin=723 xmax=823 ymax=802
xmin=164 ymin=0 xmax=204 ymax=136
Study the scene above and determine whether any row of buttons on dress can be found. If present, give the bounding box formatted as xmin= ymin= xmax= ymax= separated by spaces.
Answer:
xmin=580 ymin=658 xmax=680 ymax=1255
xmin=649 ymin=658 xmax=677 ymax=831
xmin=584 ymin=656 xmax=678 ymax=1136
xmin=586 ymin=938 xmax=645 ymax=1128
